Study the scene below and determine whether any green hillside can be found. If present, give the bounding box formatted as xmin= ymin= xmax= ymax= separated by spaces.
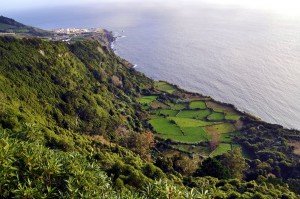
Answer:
xmin=0 ymin=31 xmax=299 ymax=197
xmin=0 ymin=16 xmax=51 ymax=36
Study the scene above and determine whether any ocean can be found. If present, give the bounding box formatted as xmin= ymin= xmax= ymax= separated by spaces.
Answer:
xmin=3 ymin=0 xmax=300 ymax=129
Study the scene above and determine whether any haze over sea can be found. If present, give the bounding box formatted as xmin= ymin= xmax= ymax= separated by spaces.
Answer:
xmin=2 ymin=0 xmax=300 ymax=129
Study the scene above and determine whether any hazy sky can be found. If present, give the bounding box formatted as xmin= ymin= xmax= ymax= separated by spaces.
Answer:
xmin=2 ymin=0 xmax=300 ymax=17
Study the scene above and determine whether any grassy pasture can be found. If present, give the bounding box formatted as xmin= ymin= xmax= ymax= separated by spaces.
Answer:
xmin=207 ymin=112 xmax=225 ymax=121
xmin=176 ymin=109 xmax=211 ymax=120
xmin=137 ymin=95 xmax=157 ymax=105
xmin=210 ymin=143 xmax=232 ymax=157
xmin=225 ymin=113 xmax=241 ymax=120
xmin=149 ymin=118 xmax=181 ymax=137
xmin=206 ymin=101 xmax=241 ymax=120
xmin=155 ymin=81 xmax=177 ymax=94
xmin=220 ymin=131 xmax=240 ymax=142
xmin=181 ymin=127 xmax=211 ymax=142
xmin=204 ymin=123 xmax=236 ymax=135
xmin=189 ymin=100 xmax=206 ymax=109
xmin=168 ymin=117 xmax=215 ymax=127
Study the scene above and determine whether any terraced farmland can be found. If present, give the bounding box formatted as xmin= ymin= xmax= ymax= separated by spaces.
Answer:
xmin=139 ymin=81 xmax=244 ymax=156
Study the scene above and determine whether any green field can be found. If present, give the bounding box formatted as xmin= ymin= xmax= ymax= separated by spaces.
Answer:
xmin=210 ymin=143 xmax=232 ymax=157
xmin=204 ymin=123 xmax=236 ymax=134
xmin=137 ymin=95 xmax=157 ymax=105
xmin=207 ymin=112 xmax=225 ymax=121
xmin=220 ymin=131 xmax=241 ymax=142
xmin=149 ymin=118 xmax=181 ymax=136
xmin=149 ymin=116 xmax=214 ymax=143
xmin=149 ymin=117 xmax=194 ymax=143
xmin=181 ymin=127 xmax=211 ymax=142
xmin=220 ymin=133 xmax=232 ymax=143
xmin=168 ymin=117 xmax=215 ymax=127
xmin=155 ymin=82 xmax=177 ymax=94
xmin=189 ymin=100 xmax=206 ymax=109
xmin=176 ymin=109 xmax=211 ymax=120
xmin=206 ymin=101 xmax=241 ymax=121
xmin=225 ymin=113 xmax=241 ymax=120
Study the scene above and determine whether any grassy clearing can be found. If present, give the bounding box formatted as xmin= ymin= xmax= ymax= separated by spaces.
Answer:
xmin=210 ymin=143 xmax=232 ymax=157
xmin=220 ymin=134 xmax=231 ymax=143
xmin=206 ymin=101 xmax=241 ymax=120
xmin=155 ymin=81 xmax=177 ymax=94
xmin=155 ymin=109 xmax=179 ymax=117
xmin=149 ymin=116 xmax=213 ymax=143
xmin=189 ymin=100 xmax=206 ymax=109
xmin=225 ymin=113 xmax=241 ymax=120
xmin=137 ymin=95 xmax=157 ymax=105
xmin=207 ymin=112 xmax=225 ymax=121
xmin=149 ymin=117 xmax=181 ymax=136
xmin=204 ymin=123 xmax=236 ymax=134
xmin=181 ymin=127 xmax=211 ymax=142
xmin=176 ymin=109 xmax=211 ymax=120
xmin=220 ymin=131 xmax=240 ymax=142
xmin=169 ymin=117 xmax=215 ymax=128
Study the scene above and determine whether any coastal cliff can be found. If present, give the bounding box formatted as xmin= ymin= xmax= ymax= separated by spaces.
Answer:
xmin=0 ymin=16 xmax=299 ymax=198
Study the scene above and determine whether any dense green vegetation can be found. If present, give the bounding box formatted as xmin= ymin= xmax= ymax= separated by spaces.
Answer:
xmin=0 ymin=30 xmax=299 ymax=198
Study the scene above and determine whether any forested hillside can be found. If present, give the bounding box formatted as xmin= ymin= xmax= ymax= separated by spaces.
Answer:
xmin=0 ymin=36 xmax=299 ymax=198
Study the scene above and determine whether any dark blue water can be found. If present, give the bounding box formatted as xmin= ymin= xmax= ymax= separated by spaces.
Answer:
xmin=3 ymin=1 xmax=300 ymax=129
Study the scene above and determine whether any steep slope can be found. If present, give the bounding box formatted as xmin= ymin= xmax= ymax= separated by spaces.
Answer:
xmin=0 ymin=37 xmax=151 ymax=136
xmin=0 ymin=33 xmax=298 ymax=197
xmin=0 ymin=36 xmax=162 ymax=198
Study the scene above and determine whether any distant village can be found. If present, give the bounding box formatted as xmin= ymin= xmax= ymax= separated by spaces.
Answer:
xmin=52 ymin=28 xmax=104 ymax=34
xmin=50 ymin=28 xmax=112 ymax=43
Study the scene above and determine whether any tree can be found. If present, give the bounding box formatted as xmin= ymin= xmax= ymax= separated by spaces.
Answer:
xmin=195 ymin=158 xmax=231 ymax=179
xmin=173 ymin=155 xmax=199 ymax=175
xmin=220 ymin=148 xmax=249 ymax=179
xmin=131 ymin=131 xmax=155 ymax=161
xmin=114 ymin=127 xmax=155 ymax=161
xmin=111 ymin=75 xmax=122 ymax=87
